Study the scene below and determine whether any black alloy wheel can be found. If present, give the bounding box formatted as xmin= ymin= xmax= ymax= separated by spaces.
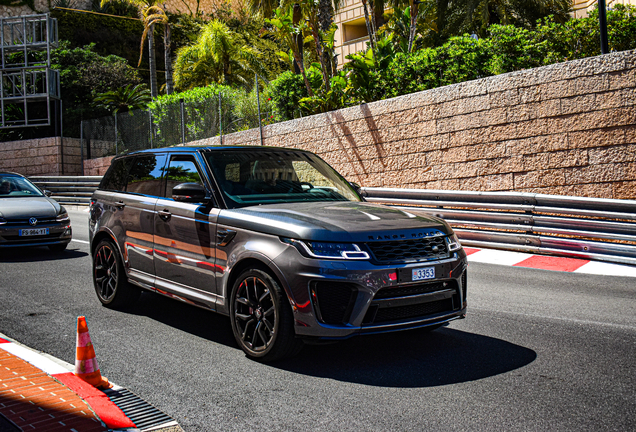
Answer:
xmin=93 ymin=239 xmax=140 ymax=308
xmin=230 ymin=268 xmax=302 ymax=362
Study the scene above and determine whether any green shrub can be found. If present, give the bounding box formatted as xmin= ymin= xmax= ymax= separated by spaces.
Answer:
xmin=265 ymin=71 xmax=308 ymax=121
xmin=486 ymin=25 xmax=549 ymax=74
xmin=149 ymin=84 xmax=240 ymax=145
xmin=378 ymin=35 xmax=491 ymax=99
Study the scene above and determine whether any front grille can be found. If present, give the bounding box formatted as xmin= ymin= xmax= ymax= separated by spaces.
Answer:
xmin=374 ymin=281 xmax=452 ymax=300
xmin=369 ymin=298 xmax=455 ymax=323
xmin=311 ymin=282 xmax=357 ymax=325
xmin=2 ymin=232 xmax=64 ymax=241
xmin=366 ymin=237 xmax=449 ymax=263
xmin=2 ymin=218 xmax=57 ymax=226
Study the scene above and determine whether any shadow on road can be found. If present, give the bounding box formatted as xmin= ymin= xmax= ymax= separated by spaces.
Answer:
xmin=123 ymin=291 xmax=237 ymax=348
xmin=124 ymin=293 xmax=536 ymax=388
xmin=276 ymin=327 xmax=537 ymax=387
xmin=0 ymin=246 xmax=87 ymax=262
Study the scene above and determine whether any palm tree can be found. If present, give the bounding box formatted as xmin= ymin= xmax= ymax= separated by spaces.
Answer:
xmin=139 ymin=5 xmax=174 ymax=95
xmin=105 ymin=0 xmax=175 ymax=98
xmin=266 ymin=8 xmax=314 ymax=96
xmin=94 ymin=84 xmax=152 ymax=114
xmin=173 ymin=20 xmax=264 ymax=90
xmin=431 ymin=0 xmax=572 ymax=40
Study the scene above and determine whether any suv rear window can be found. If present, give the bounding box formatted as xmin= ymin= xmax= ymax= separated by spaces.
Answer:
xmin=100 ymin=157 xmax=133 ymax=192
xmin=126 ymin=154 xmax=167 ymax=197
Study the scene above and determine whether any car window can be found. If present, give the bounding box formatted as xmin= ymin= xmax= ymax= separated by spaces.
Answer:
xmin=126 ymin=154 xmax=167 ymax=197
xmin=204 ymin=150 xmax=361 ymax=208
xmin=164 ymin=155 xmax=204 ymax=198
xmin=101 ymin=157 xmax=133 ymax=192
xmin=0 ymin=175 xmax=43 ymax=197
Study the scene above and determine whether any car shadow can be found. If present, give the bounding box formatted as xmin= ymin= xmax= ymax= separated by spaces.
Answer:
xmin=124 ymin=293 xmax=536 ymax=388
xmin=274 ymin=327 xmax=537 ymax=387
xmin=0 ymin=247 xmax=88 ymax=262
xmin=123 ymin=291 xmax=237 ymax=348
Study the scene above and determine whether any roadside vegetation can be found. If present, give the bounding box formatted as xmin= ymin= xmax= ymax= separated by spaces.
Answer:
xmin=2 ymin=1 xmax=635 ymax=142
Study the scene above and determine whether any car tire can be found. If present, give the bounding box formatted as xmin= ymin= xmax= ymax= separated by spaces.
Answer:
xmin=230 ymin=268 xmax=302 ymax=362
xmin=92 ymin=239 xmax=140 ymax=308
xmin=48 ymin=243 xmax=68 ymax=252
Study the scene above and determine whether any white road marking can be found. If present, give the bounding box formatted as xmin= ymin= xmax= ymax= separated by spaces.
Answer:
xmin=574 ymin=260 xmax=636 ymax=277
xmin=470 ymin=308 xmax=636 ymax=331
xmin=467 ymin=249 xmax=533 ymax=266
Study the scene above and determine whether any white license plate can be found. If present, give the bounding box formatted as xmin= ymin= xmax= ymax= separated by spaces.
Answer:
xmin=412 ymin=267 xmax=435 ymax=281
xmin=19 ymin=228 xmax=49 ymax=236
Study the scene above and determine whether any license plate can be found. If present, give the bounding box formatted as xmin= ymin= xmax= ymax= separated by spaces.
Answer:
xmin=19 ymin=228 xmax=49 ymax=236
xmin=412 ymin=267 xmax=435 ymax=281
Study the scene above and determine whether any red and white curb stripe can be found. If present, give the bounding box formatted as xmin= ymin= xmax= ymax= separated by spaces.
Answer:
xmin=0 ymin=335 xmax=136 ymax=431
xmin=464 ymin=247 xmax=636 ymax=277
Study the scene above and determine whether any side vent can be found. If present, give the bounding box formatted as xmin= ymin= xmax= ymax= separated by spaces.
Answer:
xmin=311 ymin=282 xmax=358 ymax=325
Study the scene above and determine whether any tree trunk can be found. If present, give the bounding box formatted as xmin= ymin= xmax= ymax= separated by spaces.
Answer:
xmin=408 ymin=1 xmax=419 ymax=53
xmin=148 ymin=23 xmax=158 ymax=98
xmin=293 ymin=4 xmax=304 ymax=75
xmin=164 ymin=11 xmax=173 ymax=94
xmin=310 ymin=21 xmax=330 ymax=91
xmin=361 ymin=0 xmax=377 ymax=58
xmin=294 ymin=52 xmax=314 ymax=97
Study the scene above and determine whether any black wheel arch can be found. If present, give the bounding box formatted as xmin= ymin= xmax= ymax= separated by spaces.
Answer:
xmin=225 ymin=257 xmax=296 ymax=313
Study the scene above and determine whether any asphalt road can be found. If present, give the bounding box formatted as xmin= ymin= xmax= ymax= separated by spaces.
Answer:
xmin=0 ymin=209 xmax=634 ymax=431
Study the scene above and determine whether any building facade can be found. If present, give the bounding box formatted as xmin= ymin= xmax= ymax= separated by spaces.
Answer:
xmin=573 ymin=0 xmax=636 ymax=18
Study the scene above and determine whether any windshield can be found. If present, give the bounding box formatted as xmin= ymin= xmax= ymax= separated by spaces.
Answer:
xmin=0 ymin=175 xmax=43 ymax=198
xmin=204 ymin=149 xmax=362 ymax=208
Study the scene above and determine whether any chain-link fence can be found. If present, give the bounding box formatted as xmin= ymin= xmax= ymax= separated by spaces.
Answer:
xmin=81 ymin=89 xmax=274 ymax=159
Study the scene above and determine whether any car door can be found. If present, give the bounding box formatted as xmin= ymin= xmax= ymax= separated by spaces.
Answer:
xmin=121 ymin=153 xmax=167 ymax=288
xmin=153 ymin=153 xmax=221 ymax=309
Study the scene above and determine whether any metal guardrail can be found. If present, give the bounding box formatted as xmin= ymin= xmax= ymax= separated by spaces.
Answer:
xmin=27 ymin=177 xmax=636 ymax=266
xmin=30 ymin=176 xmax=101 ymax=205
xmin=361 ymin=188 xmax=636 ymax=266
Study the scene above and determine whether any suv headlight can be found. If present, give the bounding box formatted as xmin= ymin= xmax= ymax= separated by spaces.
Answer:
xmin=282 ymin=238 xmax=370 ymax=260
xmin=56 ymin=206 xmax=70 ymax=222
xmin=447 ymin=233 xmax=462 ymax=252
xmin=0 ymin=217 xmax=6 ymax=226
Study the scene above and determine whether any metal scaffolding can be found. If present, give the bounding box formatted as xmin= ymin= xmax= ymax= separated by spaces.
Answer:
xmin=1 ymin=14 xmax=60 ymax=129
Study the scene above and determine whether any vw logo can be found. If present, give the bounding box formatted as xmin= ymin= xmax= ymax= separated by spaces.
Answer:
xmin=29 ymin=217 xmax=38 ymax=226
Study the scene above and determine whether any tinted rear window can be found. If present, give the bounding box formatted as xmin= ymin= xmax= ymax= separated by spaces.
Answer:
xmin=126 ymin=154 xmax=167 ymax=197
xmin=100 ymin=157 xmax=133 ymax=192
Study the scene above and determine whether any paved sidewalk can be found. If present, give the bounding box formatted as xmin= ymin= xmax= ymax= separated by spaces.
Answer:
xmin=0 ymin=347 xmax=107 ymax=431
xmin=0 ymin=336 xmax=181 ymax=432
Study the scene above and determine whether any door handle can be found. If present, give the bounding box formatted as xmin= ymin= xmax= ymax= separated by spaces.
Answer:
xmin=115 ymin=201 xmax=125 ymax=209
xmin=158 ymin=209 xmax=172 ymax=221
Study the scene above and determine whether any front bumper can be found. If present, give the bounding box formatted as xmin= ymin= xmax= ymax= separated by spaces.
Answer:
xmin=0 ymin=223 xmax=72 ymax=248
xmin=273 ymin=247 xmax=468 ymax=340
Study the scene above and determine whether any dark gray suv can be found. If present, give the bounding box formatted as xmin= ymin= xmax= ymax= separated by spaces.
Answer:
xmin=89 ymin=146 xmax=467 ymax=361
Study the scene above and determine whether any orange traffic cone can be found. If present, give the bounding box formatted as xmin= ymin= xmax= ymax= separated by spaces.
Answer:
xmin=74 ymin=316 xmax=112 ymax=389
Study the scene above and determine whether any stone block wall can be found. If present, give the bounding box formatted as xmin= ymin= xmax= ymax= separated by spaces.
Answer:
xmin=0 ymin=137 xmax=82 ymax=176
xmin=187 ymin=49 xmax=636 ymax=200
xmin=83 ymin=155 xmax=114 ymax=176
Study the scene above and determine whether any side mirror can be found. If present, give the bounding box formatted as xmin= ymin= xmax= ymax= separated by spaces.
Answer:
xmin=349 ymin=182 xmax=365 ymax=196
xmin=172 ymin=183 xmax=208 ymax=203
xmin=44 ymin=190 xmax=52 ymax=197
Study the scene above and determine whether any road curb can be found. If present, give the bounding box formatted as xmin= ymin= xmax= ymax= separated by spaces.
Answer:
xmin=465 ymin=247 xmax=636 ymax=277
xmin=0 ymin=333 xmax=182 ymax=432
